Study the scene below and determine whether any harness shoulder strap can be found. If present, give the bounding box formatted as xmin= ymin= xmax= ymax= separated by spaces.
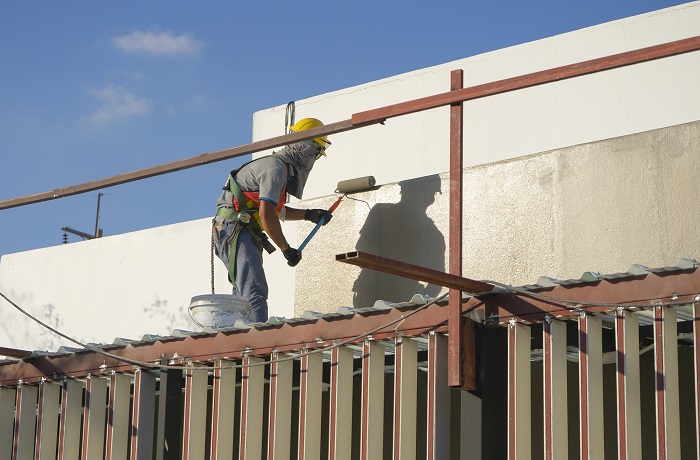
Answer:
xmin=227 ymin=173 xmax=250 ymax=212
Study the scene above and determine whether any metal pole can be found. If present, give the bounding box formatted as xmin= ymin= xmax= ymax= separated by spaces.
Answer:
xmin=448 ymin=69 xmax=464 ymax=388
xmin=94 ymin=193 xmax=103 ymax=238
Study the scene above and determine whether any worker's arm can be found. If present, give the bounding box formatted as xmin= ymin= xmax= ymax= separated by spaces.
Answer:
xmin=284 ymin=206 xmax=333 ymax=224
xmin=260 ymin=200 xmax=290 ymax=250
xmin=282 ymin=207 xmax=306 ymax=221
xmin=260 ymin=200 xmax=302 ymax=267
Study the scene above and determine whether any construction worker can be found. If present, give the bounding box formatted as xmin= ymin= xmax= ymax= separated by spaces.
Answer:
xmin=213 ymin=118 xmax=333 ymax=322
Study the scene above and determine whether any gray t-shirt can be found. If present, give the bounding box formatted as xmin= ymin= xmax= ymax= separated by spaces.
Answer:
xmin=216 ymin=155 xmax=289 ymax=212
xmin=234 ymin=155 xmax=288 ymax=206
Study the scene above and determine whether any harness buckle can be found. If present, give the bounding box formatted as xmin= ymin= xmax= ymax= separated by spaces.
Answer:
xmin=238 ymin=212 xmax=252 ymax=226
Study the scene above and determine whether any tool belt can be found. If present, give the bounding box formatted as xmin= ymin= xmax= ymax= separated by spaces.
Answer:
xmin=215 ymin=206 xmax=276 ymax=255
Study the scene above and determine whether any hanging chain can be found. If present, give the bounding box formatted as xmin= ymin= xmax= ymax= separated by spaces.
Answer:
xmin=210 ymin=220 xmax=216 ymax=295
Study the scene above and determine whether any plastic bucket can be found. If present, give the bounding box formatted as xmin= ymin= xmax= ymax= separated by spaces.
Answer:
xmin=188 ymin=294 xmax=252 ymax=329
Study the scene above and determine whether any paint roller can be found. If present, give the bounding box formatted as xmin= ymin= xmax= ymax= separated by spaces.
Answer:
xmin=297 ymin=175 xmax=376 ymax=252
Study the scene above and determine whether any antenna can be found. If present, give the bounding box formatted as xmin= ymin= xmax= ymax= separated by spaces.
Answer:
xmin=62 ymin=193 xmax=104 ymax=244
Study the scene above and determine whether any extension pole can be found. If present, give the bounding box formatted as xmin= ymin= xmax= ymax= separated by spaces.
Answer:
xmin=298 ymin=196 xmax=343 ymax=252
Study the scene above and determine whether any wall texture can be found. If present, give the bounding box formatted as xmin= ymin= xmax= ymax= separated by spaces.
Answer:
xmin=293 ymin=120 xmax=700 ymax=315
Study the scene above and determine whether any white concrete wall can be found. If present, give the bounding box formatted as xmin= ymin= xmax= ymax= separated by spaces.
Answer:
xmin=256 ymin=2 xmax=700 ymax=314
xmin=1 ymin=3 xmax=698 ymax=350
xmin=294 ymin=120 xmax=700 ymax=315
xmin=0 ymin=219 xmax=232 ymax=351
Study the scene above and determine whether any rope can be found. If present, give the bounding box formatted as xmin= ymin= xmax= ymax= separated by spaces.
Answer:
xmin=211 ymin=219 xmax=216 ymax=295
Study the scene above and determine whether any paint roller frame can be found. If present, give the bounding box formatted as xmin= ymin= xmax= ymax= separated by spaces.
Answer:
xmin=297 ymin=175 xmax=377 ymax=252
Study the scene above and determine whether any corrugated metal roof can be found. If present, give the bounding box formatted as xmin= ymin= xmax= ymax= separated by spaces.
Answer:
xmin=1 ymin=258 xmax=697 ymax=364
xmin=512 ymin=258 xmax=698 ymax=291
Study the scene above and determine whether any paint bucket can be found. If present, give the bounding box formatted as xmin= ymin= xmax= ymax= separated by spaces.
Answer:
xmin=188 ymin=294 xmax=251 ymax=329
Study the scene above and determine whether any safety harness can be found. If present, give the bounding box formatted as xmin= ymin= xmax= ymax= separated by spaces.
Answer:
xmin=215 ymin=156 xmax=286 ymax=287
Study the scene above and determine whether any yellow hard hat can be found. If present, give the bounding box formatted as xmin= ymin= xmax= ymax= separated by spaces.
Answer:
xmin=289 ymin=117 xmax=330 ymax=156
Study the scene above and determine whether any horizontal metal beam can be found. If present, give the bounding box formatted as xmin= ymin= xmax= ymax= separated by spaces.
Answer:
xmin=0 ymin=299 xmax=452 ymax=385
xmin=352 ymin=35 xmax=700 ymax=125
xmin=475 ymin=269 xmax=700 ymax=324
xmin=0 ymin=120 xmax=367 ymax=210
xmin=336 ymin=251 xmax=494 ymax=294
xmin=0 ymin=347 xmax=31 ymax=358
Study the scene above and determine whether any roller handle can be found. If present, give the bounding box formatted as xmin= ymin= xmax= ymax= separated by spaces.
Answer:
xmin=298 ymin=195 xmax=344 ymax=252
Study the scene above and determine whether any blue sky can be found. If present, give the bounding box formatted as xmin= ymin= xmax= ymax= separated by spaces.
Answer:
xmin=0 ymin=0 xmax=689 ymax=258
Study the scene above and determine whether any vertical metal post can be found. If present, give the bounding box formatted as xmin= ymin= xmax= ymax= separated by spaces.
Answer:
xmin=12 ymin=384 xmax=38 ymax=460
xmin=81 ymin=375 xmax=108 ymax=460
xmin=183 ymin=365 xmax=208 ymax=460
xmin=360 ymin=341 xmax=385 ymax=460
xmin=105 ymin=372 xmax=131 ymax=460
xmin=448 ymin=68 xmax=464 ymax=388
xmin=130 ymin=369 xmax=157 ymax=460
xmin=543 ymin=317 xmax=567 ymax=459
xmin=57 ymin=379 xmax=82 ymax=460
xmin=578 ymin=313 xmax=603 ymax=460
xmin=94 ymin=192 xmax=103 ymax=237
xmin=507 ymin=322 xmax=531 ymax=460
xmin=211 ymin=360 xmax=236 ymax=460
xmin=328 ymin=346 xmax=353 ymax=460
xmin=393 ymin=337 xmax=417 ymax=460
xmin=654 ymin=306 xmax=680 ymax=460
xmin=615 ymin=310 xmax=641 ymax=459
xmin=0 ymin=387 xmax=16 ymax=459
xmin=240 ymin=356 xmax=265 ymax=460
xmin=268 ymin=353 xmax=293 ymax=460
xmin=36 ymin=380 xmax=60 ymax=460
xmin=427 ymin=333 xmax=450 ymax=460
xmin=298 ymin=352 xmax=323 ymax=460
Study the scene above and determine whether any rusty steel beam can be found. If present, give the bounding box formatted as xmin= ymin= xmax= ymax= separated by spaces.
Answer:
xmin=352 ymin=36 xmax=700 ymax=125
xmin=336 ymin=251 xmax=494 ymax=294
xmin=448 ymin=69 xmax=464 ymax=388
xmin=477 ymin=269 xmax=700 ymax=324
xmin=0 ymin=347 xmax=31 ymax=359
xmin=0 ymin=120 xmax=364 ymax=210
xmin=461 ymin=318 xmax=477 ymax=391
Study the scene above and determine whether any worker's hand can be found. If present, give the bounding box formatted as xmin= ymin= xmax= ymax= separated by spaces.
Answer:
xmin=283 ymin=246 xmax=302 ymax=267
xmin=304 ymin=209 xmax=333 ymax=225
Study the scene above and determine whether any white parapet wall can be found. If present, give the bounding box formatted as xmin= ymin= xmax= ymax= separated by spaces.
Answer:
xmin=0 ymin=4 xmax=698 ymax=350
xmin=0 ymin=219 xmax=235 ymax=351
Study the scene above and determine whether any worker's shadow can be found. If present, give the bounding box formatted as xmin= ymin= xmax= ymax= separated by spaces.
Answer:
xmin=352 ymin=175 xmax=445 ymax=307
